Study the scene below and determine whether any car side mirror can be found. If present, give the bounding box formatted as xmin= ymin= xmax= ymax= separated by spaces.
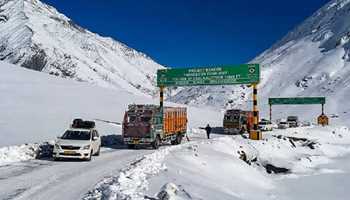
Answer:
xmin=57 ymin=136 xmax=61 ymax=139
xmin=93 ymin=136 xmax=98 ymax=141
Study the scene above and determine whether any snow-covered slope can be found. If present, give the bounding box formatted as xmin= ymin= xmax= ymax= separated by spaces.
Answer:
xmin=0 ymin=0 xmax=164 ymax=96
xmin=85 ymin=125 xmax=350 ymax=200
xmin=171 ymin=0 xmax=350 ymax=123
xmin=0 ymin=61 xmax=221 ymax=147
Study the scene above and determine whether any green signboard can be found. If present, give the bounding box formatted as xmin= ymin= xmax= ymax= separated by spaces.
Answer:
xmin=269 ymin=97 xmax=326 ymax=105
xmin=157 ymin=64 xmax=260 ymax=87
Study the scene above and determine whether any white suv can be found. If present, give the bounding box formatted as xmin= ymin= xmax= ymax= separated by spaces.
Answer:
xmin=53 ymin=128 xmax=101 ymax=161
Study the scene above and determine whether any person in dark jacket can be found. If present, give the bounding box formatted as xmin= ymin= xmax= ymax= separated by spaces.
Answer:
xmin=205 ymin=124 xmax=212 ymax=139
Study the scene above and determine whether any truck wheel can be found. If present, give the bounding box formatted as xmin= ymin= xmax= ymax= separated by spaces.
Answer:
xmin=176 ymin=134 xmax=182 ymax=144
xmin=152 ymin=136 xmax=160 ymax=149
xmin=127 ymin=144 xmax=135 ymax=149
xmin=53 ymin=157 xmax=60 ymax=161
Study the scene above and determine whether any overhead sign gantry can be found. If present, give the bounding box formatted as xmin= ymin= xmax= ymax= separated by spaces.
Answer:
xmin=268 ymin=97 xmax=328 ymax=126
xmin=157 ymin=64 xmax=262 ymax=140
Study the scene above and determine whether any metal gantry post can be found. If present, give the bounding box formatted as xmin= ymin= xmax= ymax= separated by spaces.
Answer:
xmin=249 ymin=84 xmax=262 ymax=140
xmin=321 ymin=103 xmax=324 ymax=114
xmin=318 ymin=103 xmax=329 ymax=126
xmin=269 ymin=104 xmax=272 ymax=122
xmin=253 ymin=84 xmax=258 ymax=130
xmin=159 ymin=86 xmax=165 ymax=130
xmin=160 ymin=86 xmax=164 ymax=109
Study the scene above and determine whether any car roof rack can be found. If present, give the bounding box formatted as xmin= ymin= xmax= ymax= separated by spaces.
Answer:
xmin=71 ymin=119 xmax=95 ymax=129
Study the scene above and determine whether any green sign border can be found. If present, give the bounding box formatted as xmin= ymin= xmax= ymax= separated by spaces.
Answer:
xmin=269 ymin=97 xmax=326 ymax=105
xmin=157 ymin=64 xmax=260 ymax=87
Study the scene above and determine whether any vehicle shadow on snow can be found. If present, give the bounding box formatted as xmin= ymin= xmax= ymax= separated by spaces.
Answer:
xmin=101 ymin=134 xmax=174 ymax=150
xmin=209 ymin=127 xmax=229 ymax=135
xmin=100 ymin=134 xmax=127 ymax=150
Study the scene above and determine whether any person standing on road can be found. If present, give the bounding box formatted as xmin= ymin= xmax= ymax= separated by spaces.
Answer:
xmin=205 ymin=124 xmax=212 ymax=139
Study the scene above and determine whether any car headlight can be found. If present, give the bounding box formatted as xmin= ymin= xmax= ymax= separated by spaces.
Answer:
xmin=82 ymin=145 xmax=90 ymax=150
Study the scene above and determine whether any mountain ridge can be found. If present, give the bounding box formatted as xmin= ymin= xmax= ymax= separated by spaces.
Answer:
xmin=171 ymin=0 xmax=350 ymax=118
xmin=0 ymin=0 xmax=164 ymax=96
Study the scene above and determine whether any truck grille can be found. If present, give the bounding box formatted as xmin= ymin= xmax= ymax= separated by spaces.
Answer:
xmin=61 ymin=145 xmax=80 ymax=150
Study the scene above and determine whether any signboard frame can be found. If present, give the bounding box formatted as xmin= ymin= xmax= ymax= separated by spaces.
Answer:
xmin=268 ymin=97 xmax=326 ymax=105
xmin=157 ymin=64 xmax=260 ymax=87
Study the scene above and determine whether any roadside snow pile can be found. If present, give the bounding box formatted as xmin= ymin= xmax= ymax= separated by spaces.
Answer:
xmin=84 ymin=146 xmax=182 ymax=200
xmin=83 ymin=126 xmax=350 ymax=200
xmin=0 ymin=141 xmax=55 ymax=166
xmin=156 ymin=183 xmax=181 ymax=200
xmin=143 ymin=126 xmax=350 ymax=200
xmin=0 ymin=144 xmax=39 ymax=166
xmin=146 ymin=137 xmax=274 ymax=200
xmin=225 ymin=126 xmax=350 ymax=175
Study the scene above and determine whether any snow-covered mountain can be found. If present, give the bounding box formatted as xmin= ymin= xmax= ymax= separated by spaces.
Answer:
xmin=0 ymin=0 xmax=164 ymax=96
xmin=171 ymin=0 xmax=350 ymax=116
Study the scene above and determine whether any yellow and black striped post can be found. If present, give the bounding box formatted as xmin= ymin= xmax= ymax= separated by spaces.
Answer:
xmin=159 ymin=86 xmax=165 ymax=124
xmin=159 ymin=86 xmax=164 ymax=108
xmin=249 ymin=84 xmax=262 ymax=140
xmin=269 ymin=104 xmax=272 ymax=122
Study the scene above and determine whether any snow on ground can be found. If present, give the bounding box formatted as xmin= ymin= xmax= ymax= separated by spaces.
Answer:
xmin=0 ymin=60 xmax=220 ymax=146
xmin=0 ymin=61 xmax=148 ymax=147
xmin=0 ymin=144 xmax=39 ymax=167
xmin=83 ymin=146 xmax=183 ymax=200
xmin=0 ymin=148 xmax=152 ymax=200
xmin=85 ymin=125 xmax=350 ymax=200
xmin=0 ymin=60 xmax=221 ymax=169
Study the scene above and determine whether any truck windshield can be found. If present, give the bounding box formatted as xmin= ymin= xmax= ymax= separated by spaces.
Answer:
xmin=127 ymin=115 xmax=152 ymax=123
xmin=128 ymin=116 xmax=136 ymax=123
xmin=225 ymin=115 xmax=239 ymax=121
xmin=61 ymin=130 xmax=91 ymax=140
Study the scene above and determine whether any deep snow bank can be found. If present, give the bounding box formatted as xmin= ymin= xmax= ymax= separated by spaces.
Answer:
xmin=0 ymin=143 xmax=39 ymax=166
xmin=83 ymin=146 xmax=182 ymax=200
xmin=145 ymin=126 xmax=350 ymax=200
xmin=0 ymin=61 xmax=221 ymax=147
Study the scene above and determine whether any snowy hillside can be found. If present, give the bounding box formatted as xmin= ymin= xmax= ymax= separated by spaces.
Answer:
xmin=0 ymin=61 xmax=221 ymax=147
xmin=171 ymin=0 xmax=350 ymax=123
xmin=85 ymin=125 xmax=350 ymax=200
xmin=0 ymin=0 xmax=164 ymax=96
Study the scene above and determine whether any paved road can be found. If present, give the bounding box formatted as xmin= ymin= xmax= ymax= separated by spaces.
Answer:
xmin=0 ymin=130 xmax=220 ymax=200
xmin=0 ymin=147 xmax=153 ymax=200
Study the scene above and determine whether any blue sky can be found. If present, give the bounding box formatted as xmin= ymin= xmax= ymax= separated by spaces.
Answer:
xmin=42 ymin=0 xmax=330 ymax=67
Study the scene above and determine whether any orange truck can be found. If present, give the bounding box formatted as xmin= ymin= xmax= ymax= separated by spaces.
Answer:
xmin=123 ymin=104 xmax=187 ymax=149
xmin=223 ymin=109 xmax=254 ymax=134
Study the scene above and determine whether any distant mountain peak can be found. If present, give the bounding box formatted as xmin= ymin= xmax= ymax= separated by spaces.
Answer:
xmin=259 ymin=0 xmax=350 ymax=62
xmin=0 ymin=0 xmax=164 ymax=96
xmin=172 ymin=0 xmax=350 ymax=113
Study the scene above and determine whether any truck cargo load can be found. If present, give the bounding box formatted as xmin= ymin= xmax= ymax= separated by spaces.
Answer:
xmin=122 ymin=104 xmax=187 ymax=149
